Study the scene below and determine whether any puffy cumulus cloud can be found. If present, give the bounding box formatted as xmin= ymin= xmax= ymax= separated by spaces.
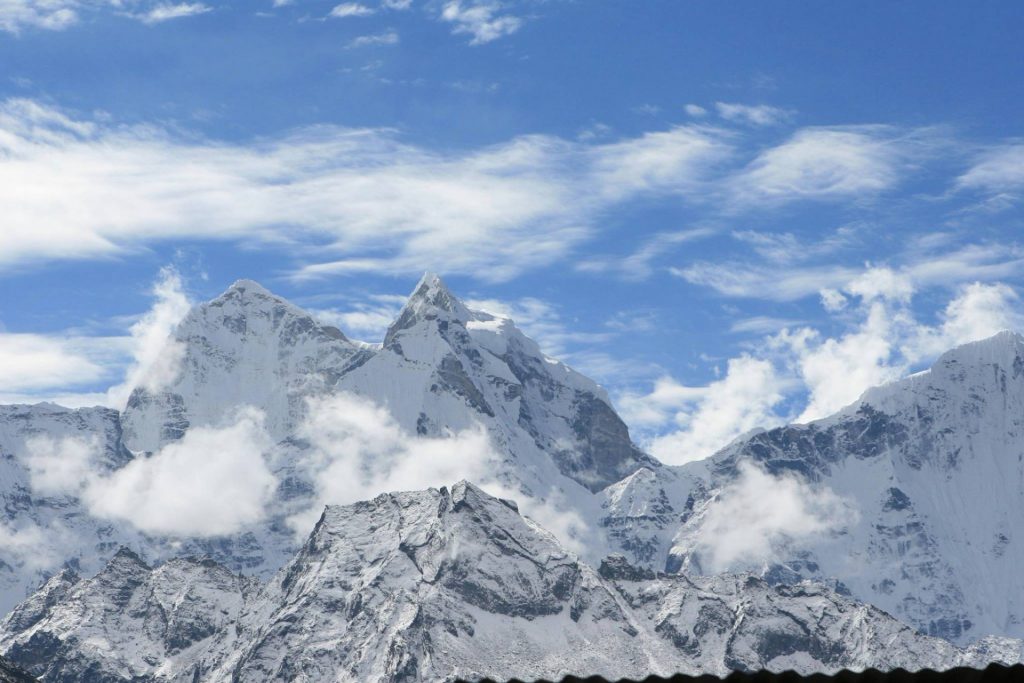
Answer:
xmin=0 ymin=99 xmax=729 ymax=283
xmin=106 ymin=266 xmax=191 ymax=409
xmin=87 ymin=408 xmax=276 ymax=536
xmin=689 ymin=461 xmax=857 ymax=572
xmin=629 ymin=269 xmax=1024 ymax=462
xmin=777 ymin=302 xmax=906 ymax=423
xmin=714 ymin=102 xmax=793 ymax=127
xmin=730 ymin=126 xmax=912 ymax=204
xmin=909 ymin=282 xmax=1024 ymax=361
xmin=0 ymin=266 xmax=187 ymax=408
xmin=25 ymin=409 xmax=277 ymax=537
xmin=440 ymin=1 xmax=521 ymax=45
xmin=627 ymin=357 xmax=785 ymax=466
xmin=781 ymin=276 xmax=1024 ymax=423
xmin=288 ymin=393 xmax=498 ymax=534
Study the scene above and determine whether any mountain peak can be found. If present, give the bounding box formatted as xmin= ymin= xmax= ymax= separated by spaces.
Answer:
xmin=384 ymin=271 xmax=472 ymax=347
xmin=407 ymin=271 xmax=469 ymax=317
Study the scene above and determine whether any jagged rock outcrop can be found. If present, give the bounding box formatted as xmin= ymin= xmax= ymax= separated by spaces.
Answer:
xmin=3 ymin=482 xmax=1009 ymax=683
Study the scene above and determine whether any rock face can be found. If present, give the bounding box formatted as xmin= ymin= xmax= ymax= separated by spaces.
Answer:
xmin=639 ymin=332 xmax=1024 ymax=645
xmin=3 ymin=482 xmax=1008 ymax=683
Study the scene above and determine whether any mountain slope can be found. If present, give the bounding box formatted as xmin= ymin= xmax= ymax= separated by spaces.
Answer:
xmin=3 ymin=482 xmax=1007 ymax=683
xmin=663 ymin=331 xmax=1024 ymax=644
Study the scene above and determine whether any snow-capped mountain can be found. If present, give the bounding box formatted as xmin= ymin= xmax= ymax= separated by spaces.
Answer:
xmin=122 ymin=275 xmax=652 ymax=493
xmin=3 ymin=481 xmax=1012 ymax=683
xmin=4 ymin=274 xmax=1024 ymax=677
xmin=0 ymin=274 xmax=652 ymax=615
xmin=628 ymin=332 xmax=1024 ymax=646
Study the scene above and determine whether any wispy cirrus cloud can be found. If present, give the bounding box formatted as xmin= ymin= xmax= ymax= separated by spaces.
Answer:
xmin=714 ymin=102 xmax=794 ymax=127
xmin=328 ymin=2 xmax=374 ymax=18
xmin=0 ymin=98 xmax=732 ymax=283
xmin=134 ymin=1 xmax=210 ymax=24
xmin=346 ymin=29 xmax=399 ymax=47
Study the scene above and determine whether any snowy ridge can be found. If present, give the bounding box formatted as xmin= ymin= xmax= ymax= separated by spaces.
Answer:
xmin=663 ymin=331 xmax=1024 ymax=644
xmin=3 ymin=481 xmax=1013 ymax=682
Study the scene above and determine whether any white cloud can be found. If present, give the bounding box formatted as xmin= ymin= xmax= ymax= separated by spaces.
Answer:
xmin=0 ymin=99 xmax=729 ymax=284
xmin=957 ymin=143 xmax=1024 ymax=195
xmin=24 ymin=435 xmax=99 ymax=496
xmin=731 ymin=126 xmax=909 ymax=203
xmin=909 ymin=282 xmax=1024 ymax=361
xmin=684 ymin=104 xmax=707 ymax=118
xmin=106 ymin=266 xmax=191 ymax=409
xmin=0 ymin=522 xmax=60 ymax=571
xmin=675 ymin=242 xmax=1024 ymax=303
xmin=588 ymin=126 xmax=731 ymax=200
xmin=629 ymin=266 xmax=1024 ymax=457
xmin=779 ymin=302 xmax=905 ymax=423
xmin=310 ymin=293 xmax=406 ymax=342
xmin=714 ymin=102 xmax=793 ymax=127
xmin=288 ymin=393 xmax=498 ymax=534
xmin=329 ymin=2 xmax=374 ymax=18
xmin=440 ymin=1 xmax=521 ymax=45
xmin=81 ymin=408 xmax=277 ymax=537
xmin=845 ymin=265 xmax=915 ymax=303
xmin=0 ymin=332 xmax=109 ymax=393
xmin=690 ymin=461 xmax=856 ymax=572
xmin=576 ymin=228 xmax=716 ymax=280
xmin=633 ymin=356 xmax=785 ymax=465
xmin=465 ymin=296 xmax=613 ymax=358
xmin=0 ymin=0 xmax=78 ymax=33
xmin=819 ymin=288 xmax=847 ymax=312
xmin=346 ymin=29 xmax=398 ymax=47
xmin=673 ymin=261 xmax=860 ymax=301
xmin=135 ymin=1 xmax=210 ymax=24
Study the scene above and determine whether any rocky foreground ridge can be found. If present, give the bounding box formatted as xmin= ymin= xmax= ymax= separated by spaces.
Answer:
xmin=4 ymin=482 xmax=1016 ymax=682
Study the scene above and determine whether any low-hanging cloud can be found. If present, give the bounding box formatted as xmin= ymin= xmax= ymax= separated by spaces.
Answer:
xmin=690 ymin=461 xmax=857 ymax=572
xmin=106 ymin=266 xmax=192 ymax=409
xmin=288 ymin=393 xmax=499 ymax=534
xmin=25 ymin=408 xmax=277 ymax=537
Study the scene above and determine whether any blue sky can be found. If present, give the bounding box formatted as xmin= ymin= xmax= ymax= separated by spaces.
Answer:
xmin=2 ymin=0 xmax=1023 ymax=464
